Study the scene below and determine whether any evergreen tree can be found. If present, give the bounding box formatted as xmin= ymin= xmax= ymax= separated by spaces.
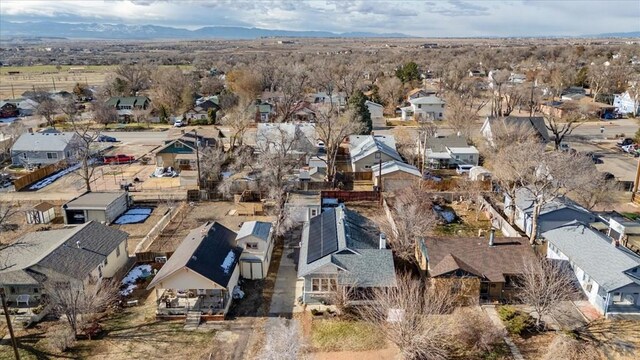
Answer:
xmin=349 ymin=90 xmax=372 ymax=134
xmin=395 ymin=61 xmax=420 ymax=84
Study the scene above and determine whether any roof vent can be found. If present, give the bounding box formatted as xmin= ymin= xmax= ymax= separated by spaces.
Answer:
xmin=191 ymin=255 xmax=198 ymax=261
xmin=76 ymin=240 xmax=81 ymax=249
xmin=489 ymin=228 xmax=495 ymax=247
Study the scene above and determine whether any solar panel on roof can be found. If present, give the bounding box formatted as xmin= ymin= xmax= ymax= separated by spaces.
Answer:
xmin=306 ymin=209 xmax=338 ymax=264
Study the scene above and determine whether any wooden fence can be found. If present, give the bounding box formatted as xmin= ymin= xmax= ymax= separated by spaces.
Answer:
xmin=335 ymin=171 xmax=373 ymax=182
xmin=14 ymin=161 xmax=67 ymax=191
xmin=321 ymin=190 xmax=380 ymax=202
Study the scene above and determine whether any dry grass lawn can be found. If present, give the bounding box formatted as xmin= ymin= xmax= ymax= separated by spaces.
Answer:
xmin=310 ymin=319 xmax=386 ymax=352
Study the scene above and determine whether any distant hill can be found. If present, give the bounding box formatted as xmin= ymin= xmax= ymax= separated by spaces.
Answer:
xmin=0 ymin=21 xmax=410 ymax=40
xmin=581 ymin=31 xmax=640 ymax=38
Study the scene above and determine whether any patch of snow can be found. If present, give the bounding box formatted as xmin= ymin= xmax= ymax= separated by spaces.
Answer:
xmin=119 ymin=264 xmax=152 ymax=296
xmin=220 ymin=250 xmax=236 ymax=274
xmin=28 ymin=163 xmax=82 ymax=190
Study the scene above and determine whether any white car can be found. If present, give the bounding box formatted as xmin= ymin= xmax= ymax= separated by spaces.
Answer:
xmin=174 ymin=119 xmax=184 ymax=127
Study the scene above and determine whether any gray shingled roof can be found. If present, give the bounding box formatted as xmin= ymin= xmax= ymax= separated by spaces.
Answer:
xmin=298 ymin=207 xmax=396 ymax=288
xmin=349 ymin=135 xmax=402 ymax=163
xmin=148 ymin=222 xmax=242 ymax=289
xmin=427 ymin=135 xmax=473 ymax=153
xmin=237 ymin=221 xmax=272 ymax=242
xmin=487 ymin=116 xmax=550 ymax=142
xmin=513 ymin=187 xmax=590 ymax=216
xmin=11 ymin=132 xmax=79 ymax=152
xmin=371 ymin=160 xmax=421 ymax=177
xmin=0 ymin=222 xmax=127 ymax=284
xmin=542 ymin=222 xmax=640 ymax=292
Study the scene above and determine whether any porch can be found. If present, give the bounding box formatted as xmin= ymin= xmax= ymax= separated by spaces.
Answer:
xmin=607 ymin=304 xmax=640 ymax=316
xmin=155 ymin=289 xmax=230 ymax=317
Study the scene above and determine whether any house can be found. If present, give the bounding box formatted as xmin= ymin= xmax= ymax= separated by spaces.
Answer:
xmin=155 ymin=139 xmax=197 ymax=171
xmin=256 ymin=123 xmax=316 ymax=155
xmin=147 ymin=222 xmax=242 ymax=319
xmin=349 ymin=135 xmax=402 ymax=172
xmin=371 ymin=160 xmax=421 ymax=191
xmin=540 ymin=98 xmax=616 ymax=119
xmin=614 ymin=91 xmax=639 ymax=116
xmin=105 ymin=96 xmax=151 ymax=120
xmin=423 ymin=134 xmax=480 ymax=169
xmin=592 ymin=211 xmax=640 ymax=255
xmin=406 ymin=88 xmax=435 ymax=101
xmin=2 ymin=98 xmax=39 ymax=116
xmin=184 ymin=103 xmax=215 ymax=123
xmin=468 ymin=70 xmax=485 ymax=78
xmin=311 ymin=92 xmax=347 ymax=107
xmin=298 ymin=207 xmax=397 ymax=304
xmin=10 ymin=131 xmax=82 ymax=167
xmin=417 ymin=233 xmax=536 ymax=302
xmin=0 ymin=221 xmax=129 ymax=306
xmin=285 ymin=191 xmax=322 ymax=223
xmin=236 ymin=221 xmax=274 ymax=279
xmin=166 ymin=128 xmax=220 ymax=148
xmin=365 ymin=100 xmax=384 ymax=120
xmin=543 ymin=222 xmax=640 ymax=317
xmin=26 ymin=202 xmax=56 ymax=224
xmin=505 ymin=187 xmax=596 ymax=237
xmin=63 ymin=191 xmax=129 ymax=225
xmin=291 ymin=102 xmax=317 ymax=122
xmin=508 ymin=73 xmax=527 ymax=84
xmin=400 ymin=96 xmax=445 ymax=121
xmin=0 ymin=102 xmax=19 ymax=118
xmin=480 ymin=116 xmax=550 ymax=146
xmin=249 ymin=101 xmax=275 ymax=122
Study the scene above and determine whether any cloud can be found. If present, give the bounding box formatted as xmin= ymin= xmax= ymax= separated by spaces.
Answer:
xmin=0 ymin=0 xmax=638 ymax=37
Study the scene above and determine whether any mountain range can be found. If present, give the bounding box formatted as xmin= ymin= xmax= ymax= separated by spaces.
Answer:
xmin=0 ymin=21 xmax=410 ymax=40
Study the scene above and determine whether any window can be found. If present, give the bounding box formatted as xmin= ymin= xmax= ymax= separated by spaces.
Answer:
xmin=613 ymin=292 xmax=621 ymax=302
xmin=311 ymin=278 xmax=337 ymax=292
xmin=178 ymin=159 xmax=191 ymax=166
xmin=98 ymin=266 xmax=103 ymax=278
xmin=116 ymin=244 xmax=121 ymax=257
xmin=47 ymin=152 xmax=58 ymax=159
xmin=364 ymin=165 xmax=371 ymax=169
xmin=439 ymin=112 xmax=443 ymax=117
xmin=583 ymin=273 xmax=590 ymax=282
xmin=310 ymin=209 xmax=318 ymax=217
xmin=10 ymin=287 xmax=16 ymax=294
xmin=22 ymin=153 xmax=27 ymax=159
xmin=175 ymin=142 xmax=183 ymax=148
xmin=246 ymin=242 xmax=259 ymax=250
xmin=33 ymin=288 xmax=39 ymax=294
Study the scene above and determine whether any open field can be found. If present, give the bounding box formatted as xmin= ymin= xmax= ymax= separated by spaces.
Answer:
xmin=0 ymin=65 xmax=194 ymax=99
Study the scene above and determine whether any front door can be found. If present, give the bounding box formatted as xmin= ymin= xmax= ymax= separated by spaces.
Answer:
xmin=480 ymin=282 xmax=489 ymax=296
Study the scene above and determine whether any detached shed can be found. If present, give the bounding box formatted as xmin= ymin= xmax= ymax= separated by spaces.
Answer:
xmin=63 ymin=192 xmax=129 ymax=225
xmin=26 ymin=202 xmax=56 ymax=224
xmin=236 ymin=221 xmax=273 ymax=280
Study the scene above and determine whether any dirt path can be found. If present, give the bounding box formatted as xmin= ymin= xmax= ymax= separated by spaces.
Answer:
xmin=310 ymin=347 xmax=398 ymax=360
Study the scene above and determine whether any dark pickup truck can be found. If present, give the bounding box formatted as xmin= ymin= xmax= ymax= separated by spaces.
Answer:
xmin=103 ymin=154 xmax=135 ymax=164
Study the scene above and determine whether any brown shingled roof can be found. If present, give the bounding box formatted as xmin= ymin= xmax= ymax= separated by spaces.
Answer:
xmin=424 ymin=236 xmax=536 ymax=282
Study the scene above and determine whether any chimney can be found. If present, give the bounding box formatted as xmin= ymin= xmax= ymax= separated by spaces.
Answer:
xmin=28 ymin=128 xmax=33 ymax=133
xmin=76 ymin=240 xmax=81 ymax=249
xmin=379 ymin=232 xmax=387 ymax=249
xmin=489 ymin=228 xmax=495 ymax=247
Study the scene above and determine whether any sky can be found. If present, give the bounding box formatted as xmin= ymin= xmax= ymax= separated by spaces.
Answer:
xmin=1 ymin=0 xmax=639 ymax=37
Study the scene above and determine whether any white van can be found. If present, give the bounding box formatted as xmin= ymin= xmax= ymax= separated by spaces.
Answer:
xmin=455 ymin=164 xmax=474 ymax=174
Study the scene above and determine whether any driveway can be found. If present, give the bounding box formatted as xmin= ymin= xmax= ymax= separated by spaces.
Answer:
xmin=268 ymin=225 xmax=304 ymax=316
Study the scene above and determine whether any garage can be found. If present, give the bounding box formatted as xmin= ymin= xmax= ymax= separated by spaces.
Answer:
xmin=240 ymin=260 xmax=263 ymax=280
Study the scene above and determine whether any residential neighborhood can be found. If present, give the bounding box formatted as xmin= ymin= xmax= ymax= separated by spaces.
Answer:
xmin=1 ymin=3 xmax=640 ymax=360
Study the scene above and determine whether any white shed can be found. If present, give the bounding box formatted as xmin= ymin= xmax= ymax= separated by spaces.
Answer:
xmin=236 ymin=221 xmax=273 ymax=280
xmin=469 ymin=166 xmax=492 ymax=181
xmin=26 ymin=202 xmax=56 ymax=224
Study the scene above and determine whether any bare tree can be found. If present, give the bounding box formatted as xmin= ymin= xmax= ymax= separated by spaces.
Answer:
xmin=379 ymin=186 xmax=438 ymax=266
xmin=444 ymin=94 xmax=477 ymax=141
xmin=258 ymin=318 xmax=304 ymax=360
xmin=222 ymin=101 xmax=255 ymax=149
xmin=377 ymin=76 xmax=404 ymax=114
xmin=358 ymin=272 xmax=456 ymax=360
xmin=37 ymin=98 xmax=60 ymax=128
xmin=516 ymin=257 xmax=577 ymax=329
xmin=112 ymin=63 xmax=153 ymax=96
xmin=315 ymin=107 xmax=364 ymax=181
xmin=199 ymin=145 xmax=227 ymax=184
xmin=0 ymin=202 xmax=21 ymax=233
xmin=46 ymin=279 xmax=119 ymax=338
xmin=150 ymin=66 xmax=193 ymax=115
xmin=62 ymin=100 xmax=101 ymax=192
xmin=0 ymin=121 xmax=26 ymax=159
xmin=588 ymin=63 xmax=609 ymax=103
xmin=200 ymin=76 xmax=225 ymax=96
xmin=571 ymin=172 xmax=620 ymax=210
xmin=92 ymin=100 xmax=119 ymax=128
xmin=273 ymin=64 xmax=310 ymax=122
xmin=132 ymin=107 xmax=152 ymax=128
xmin=226 ymin=67 xmax=263 ymax=103
xmin=545 ymin=111 xmax=587 ymax=150
xmin=489 ymin=69 xmax=510 ymax=117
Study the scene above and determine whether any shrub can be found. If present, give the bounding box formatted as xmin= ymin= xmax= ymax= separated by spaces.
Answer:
xmin=497 ymin=305 xmax=517 ymax=321
xmin=311 ymin=309 xmax=323 ymax=316
xmin=32 ymin=303 xmax=46 ymax=315
xmin=497 ymin=306 xmax=535 ymax=336
xmin=48 ymin=326 xmax=76 ymax=353
xmin=542 ymin=334 xmax=602 ymax=360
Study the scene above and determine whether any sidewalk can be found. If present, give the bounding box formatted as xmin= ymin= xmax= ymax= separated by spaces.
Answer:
xmin=482 ymin=305 xmax=524 ymax=360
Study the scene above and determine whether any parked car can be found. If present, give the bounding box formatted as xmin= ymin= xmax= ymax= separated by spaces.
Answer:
xmin=103 ymin=154 xmax=135 ymax=164
xmin=97 ymin=135 xmax=118 ymax=142
xmin=559 ymin=143 xmax=570 ymax=152
xmin=617 ymin=138 xmax=634 ymax=147
xmin=622 ymin=144 xmax=637 ymax=153
xmin=174 ymin=119 xmax=184 ymax=127
xmin=455 ymin=164 xmax=474 ymax=175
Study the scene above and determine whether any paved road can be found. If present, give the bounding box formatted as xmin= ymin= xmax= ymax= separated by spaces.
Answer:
xmin=106 ymin=131 xmax=169 ymax=145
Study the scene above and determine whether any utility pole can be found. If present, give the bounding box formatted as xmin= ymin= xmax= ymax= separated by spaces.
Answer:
xmin=194 ymin=129 xmax=201 ymax=190
xmin=11 ymin=84 xmax=15 ymax=99
xmin=0 ymin=288 xmax=20 ymax=360
xmin=633 ymin=156 xmax=640 ymax=202
xmin=52 ymin=77 xmax=56 ymax=91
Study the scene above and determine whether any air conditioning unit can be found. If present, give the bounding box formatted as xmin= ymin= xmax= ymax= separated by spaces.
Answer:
xmin=155 ymin=256 xmax=168 ymax=263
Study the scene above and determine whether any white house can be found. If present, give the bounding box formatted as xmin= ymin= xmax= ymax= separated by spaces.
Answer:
xmin=255 ymin=123 xmax=316 ymax=155
xmin=422 ymin=134 xmax=479 ymax=169
xmin=285 ymin=192 xmax=322 ymax=223
xmin=614 ymin=92 xmax=639 ymax=116
xmin=349 ymin=135 xmax=402 ymax=172
xmin=365 ymin=100 xmax=384 ymax=119
xmin=543 ymin=222 xmax=640 ymax=318
xmin=236 ymin=221 xmax=273 ymax=280
xmin=400 ymin=96 xmax=445 ymax=121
